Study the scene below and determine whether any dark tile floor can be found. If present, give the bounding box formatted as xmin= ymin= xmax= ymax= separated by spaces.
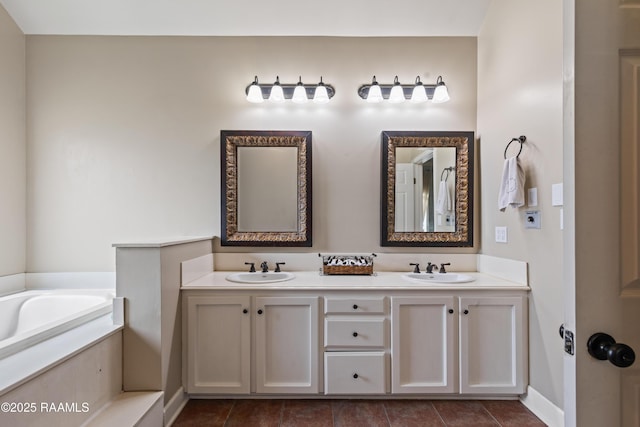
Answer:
xmin=172 ymin=399 xmax=547 ymax=427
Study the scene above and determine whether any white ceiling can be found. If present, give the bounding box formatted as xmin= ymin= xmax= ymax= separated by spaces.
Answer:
xmin=0 ymin=0 xmax=491 ymax=36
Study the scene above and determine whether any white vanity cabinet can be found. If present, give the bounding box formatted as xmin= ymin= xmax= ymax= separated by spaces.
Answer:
xmin=183 ymin=294 xmax=319 ymax=395
xmin=390 ymin=296 xmax=456 ymax=393
xmin=459 ymin=296 xmax=527 ymax=394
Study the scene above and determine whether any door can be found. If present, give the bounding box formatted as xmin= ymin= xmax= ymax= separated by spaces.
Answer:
xmin=459 ymin=296 xmax=527 ymax=394
xmin=390 ymin=296 xmax=456 ymax=393
xmin=568 ymin=1 xmax=640 ymax=425
xmin=395 ymin=163 xmax=415 ymax=231
xmin=254 ymin=296 xmax=320 ymax=394
xmin=185 ymin=295 xmax=250 ymax=394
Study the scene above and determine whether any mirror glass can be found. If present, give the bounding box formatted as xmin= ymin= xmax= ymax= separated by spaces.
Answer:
xmin=381 ymin=131 xmax=474 ymax=246
xmin=221 ymin=130 xmax=312 ymax=246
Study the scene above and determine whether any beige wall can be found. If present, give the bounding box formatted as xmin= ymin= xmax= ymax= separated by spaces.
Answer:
xmin=25 ymin=36 xmax=477 ymax=272
xmin=478 ymin=0 xmax=564 ymax=407
xmin=0 ymin=5 xmax=25 ymax=276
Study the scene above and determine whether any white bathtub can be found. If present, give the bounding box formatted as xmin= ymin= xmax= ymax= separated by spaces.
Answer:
xmin=0 ymin=289 xmax=115 ymax=359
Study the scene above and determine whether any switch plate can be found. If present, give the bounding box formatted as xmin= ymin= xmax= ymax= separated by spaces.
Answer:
xmin=525 ymin=211 xmax=541 ymax=229
xmin=495 ymin=226 xmax=508 ymax=243
xmin=552 ymin=183 xmax=563 ymax=206
xmin=528 ymin=187 xmax=538 ymax=207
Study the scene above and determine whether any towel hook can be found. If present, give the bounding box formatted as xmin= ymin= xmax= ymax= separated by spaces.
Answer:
xmin=504 ymin=135 xmax=527 ymax=159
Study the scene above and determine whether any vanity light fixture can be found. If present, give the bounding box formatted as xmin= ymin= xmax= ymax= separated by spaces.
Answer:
xmin=357 ymin=75 xmax=450 ymax=104
xmin=245 ymin=75 xmax=336 ymax=104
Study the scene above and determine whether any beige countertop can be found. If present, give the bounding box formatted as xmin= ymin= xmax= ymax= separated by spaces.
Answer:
xmin=181 ymin=271 xmax=529 ymax=291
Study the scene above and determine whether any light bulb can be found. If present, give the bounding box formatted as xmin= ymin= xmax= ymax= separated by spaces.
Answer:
xmin=432 ymin=76 xmax=450 ymax=103
xmin=367 ymin=76 xmax=383 ymax=103
xmin=388 ymin=76 xmax=405 ymax=103
xmin=268 ymin=76 xmax=285 ymax=103
xmin=246 ymin=76 xmax=264 ymax=103
xmin=410 ymin=76 xmax=428 ymax=103
xmin=292 ymin=77 xmax=308 ymax=104
xmin=313 ymin=77 xmax=330 ymax=104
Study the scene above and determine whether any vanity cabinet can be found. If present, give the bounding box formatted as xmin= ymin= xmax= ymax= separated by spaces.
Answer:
xmin=390 ymin=296 xmax=456 ymax=393
xmin=183 ymin=283 xmax=527 ymax=398
xmin=184 ymin=295 xmax=319 ymax=395
xmin=459 ymin=296 xmax=527 ymax=394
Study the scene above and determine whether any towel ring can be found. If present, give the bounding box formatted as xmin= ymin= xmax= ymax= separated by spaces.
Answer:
xmin=504 ymin=135 xmax=527 ymax=159
xmin=440 ymin=166 xmax=454 ymax=182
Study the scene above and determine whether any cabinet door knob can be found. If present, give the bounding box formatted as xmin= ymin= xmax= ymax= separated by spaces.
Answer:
xmin=242 ymin=308 xmax=248 ymax=314
xmin=463 ymin=309 xmax=469 ymax=315
xmin=352 ymin=332 xmax=358 ymax=337
xmin=257 ymin=309 xmax=263 ymax=315
xmin=448 ymin=309 xmax=454 ymax=314
xmin=353 ymin=304 xmax=358 ymax=310
xmin=353 ymin=373 xmax=359 ymax=379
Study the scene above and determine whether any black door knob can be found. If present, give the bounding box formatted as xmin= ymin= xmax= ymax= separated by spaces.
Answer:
xmin=587 ymin=332 xmax=636 ymax=368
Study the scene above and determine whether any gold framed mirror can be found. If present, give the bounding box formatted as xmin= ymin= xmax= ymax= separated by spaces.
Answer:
xmin=221 ymin=130 xmax=312 ymax=246
xmin=381 ymin=131 xmax=474 ymax=246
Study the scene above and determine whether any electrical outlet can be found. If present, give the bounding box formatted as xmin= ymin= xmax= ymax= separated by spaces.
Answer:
xmin=495 ymin=226 xmax=508 ymax=243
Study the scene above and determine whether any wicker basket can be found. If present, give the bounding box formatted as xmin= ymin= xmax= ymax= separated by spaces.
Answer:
xmin=321 ymin=254 xmax=375 ymax=275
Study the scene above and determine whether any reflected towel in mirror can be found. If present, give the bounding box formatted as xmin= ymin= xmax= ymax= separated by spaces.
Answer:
xmin=436 ymin=180 xmax=451 ymax=214
xmin=498 ymin=156 xmax=525 ymax=211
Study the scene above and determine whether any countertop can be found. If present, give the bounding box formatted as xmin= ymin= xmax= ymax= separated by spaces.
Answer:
xmin=181 ymin=271 xmax=529 ymax=291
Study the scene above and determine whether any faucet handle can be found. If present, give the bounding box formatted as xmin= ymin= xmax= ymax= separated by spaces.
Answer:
xmin=275 ymin=262 xmax=286 ymax=272
xmin=244 ymin=262 xmax=256 ymax=273
xmin=439 ymin=263 xmax=451 ymax=273
xmin=409 ymin=263 xmax=420 ymax=273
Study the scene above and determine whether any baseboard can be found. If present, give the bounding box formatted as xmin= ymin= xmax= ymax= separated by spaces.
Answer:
xmin=164 ymin=386 xmax=188 ymax=426
xmin=520 ymin=385 xmax=564 ymax=427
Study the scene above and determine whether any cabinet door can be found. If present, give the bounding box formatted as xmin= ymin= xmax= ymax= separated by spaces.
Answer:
xmin=185 ymin=295 xmax=250 ymax=394
xmin=459 ymin=296 xmax=527 ymax=394
xmin=255 ymin=296 xmax=320 ymax=394
xmin=391 ymin=296 xmax=456 ymax=393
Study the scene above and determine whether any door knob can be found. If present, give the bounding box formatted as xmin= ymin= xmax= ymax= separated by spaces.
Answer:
xmin=587 ymin=332 xmax=636 ymax=368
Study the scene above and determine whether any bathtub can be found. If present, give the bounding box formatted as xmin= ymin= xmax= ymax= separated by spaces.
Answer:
xmin=0 ymin=289 xmax=115 ymax=359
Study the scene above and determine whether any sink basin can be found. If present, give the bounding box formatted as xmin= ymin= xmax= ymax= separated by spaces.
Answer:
xmin=226 ymin=272 xmax=295 ymax=284
xmin=402 ymin=273 xmax=475 ymax=284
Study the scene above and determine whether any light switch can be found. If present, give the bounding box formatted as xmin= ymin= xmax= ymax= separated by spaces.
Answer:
xmin=528 ymin=188 xmax=538 ymax=207
xmin=552 ymin=183 xmax=563 ymax=206
xmin=495 ymin=226 xmax=508 ymax=243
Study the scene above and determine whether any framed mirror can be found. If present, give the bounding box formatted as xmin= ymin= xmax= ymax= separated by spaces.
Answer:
xmin=381 ymin=131 xmax=474 ymax=247
xmin=221 ymin=130 xmax=312 ymax=246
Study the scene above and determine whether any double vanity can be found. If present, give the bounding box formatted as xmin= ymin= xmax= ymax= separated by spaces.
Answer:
xmin=181 ymin=270 xmax=528 ymax=398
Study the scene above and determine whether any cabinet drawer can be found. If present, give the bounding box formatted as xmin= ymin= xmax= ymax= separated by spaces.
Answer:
xmin=325 ymin=297 xmax=385 ymax=314
xmin=324 ymin=352 xmax=386 ymax=394
xmin=325 ymin=318 xmax=385 ymax=349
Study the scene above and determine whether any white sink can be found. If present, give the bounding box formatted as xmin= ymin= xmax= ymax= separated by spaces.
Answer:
xmin=402 ymin=273 xmax=475 ymax=284
xmin=226 ymin=272 xmax=295 ymax=284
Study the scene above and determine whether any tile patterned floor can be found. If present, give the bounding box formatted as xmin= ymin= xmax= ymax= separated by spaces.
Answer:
xmin=172 ymin=399 xmax=547 ymax=427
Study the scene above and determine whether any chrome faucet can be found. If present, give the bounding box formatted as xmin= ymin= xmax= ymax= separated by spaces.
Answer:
xmin=260 ymin=261 xmax=269 ymax=273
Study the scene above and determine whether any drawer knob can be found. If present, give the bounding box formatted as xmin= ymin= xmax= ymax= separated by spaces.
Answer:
xmin=257 ymin=309 xmax=263 ymax=315
xmin=242 ymin=308 xmax=248 ymax=314
xmin=352 ymin=332 xmax=358 ymax=337
xmin=463 ymin=309 xmax=469 ymax=315
xmin=448 ymin=309 xmax=454 ymax=314
xmin=353 ymin=304 xmax=359 ymax=310
xmin=353 ymin=373 xmax=359 ymax=379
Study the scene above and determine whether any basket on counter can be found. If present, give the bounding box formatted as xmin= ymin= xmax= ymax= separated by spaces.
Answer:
xmin=320 ymin=253 xmax=376 ymax=275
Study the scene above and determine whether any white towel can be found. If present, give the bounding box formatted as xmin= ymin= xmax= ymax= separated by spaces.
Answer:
xmin=436 ymin=180 xmax=451 ymax=215
xmin=498 ymin=156 xmax=525 ymax=211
